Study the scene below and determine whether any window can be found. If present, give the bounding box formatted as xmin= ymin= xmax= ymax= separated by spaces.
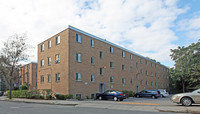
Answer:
xmin=140 ymin=80 xmax=143 ymax=85
xmin=136 ymin=74 xmax=139 ymax=80
xmin=110 ymin=47 xmax=113 ymax=54
xmin=146 ymin=81 xmax=148 ymax=86
xmin=48 ymin=74 xmax=51 ymax=82
xmin=146 ymin=71 xmax=148 ymax=76
xmin=151 ymin=72 xmax=153 ymax=77
xmin=41 ymin=59 xmax=44 ymax=67
xmin=130 ymin=78 xmax=133 ymax=84
xmin=155 ymin=64 xmax=157 ymax=68
xmin=48 ymin=57 xmax=51 ymax=65
xmin=155 ymin=73 xmax=157 ymax=77
xmin=130 ymin=66 xmax=133 ymax=72
xmin=136 ymin=62 xmax=138 ymax=69
xmin=100 ymin=68 xmax=103 ymax=75
xmin=110 ymin=61 xmax=114 ymax=68
xmin=140 ymin=58 xmax=143 ymax=63
xmin=55 ymin=54 xmax=60 ymax=63
xmin=122 ymin=51 xmax=125 ymax=57
xmin=75 ymin=73 xmax=81 ymax=81
xmin=110 ymin=76 xmax=114 ymax=83
xmin=122 ymin=78 xmax=126 ymax=85
xmin=91 ymin=56 xmax=95 ymax=65
xmin=41 ymin=44 xmax=44 ymax=51
xmin=75 ymin=53 xmax=82 ymax=62
xmin=40 ymin=75 xmax=44 ymax=83
xmin=122 ymin=64 xmax=125 ymax=70
xmin=91 ymin=39 xmax=94 ymax=47
xmin=55 ymin=73 xmax=60 ymax=82
xmin=155 ymin=82 xmax=157 ymax=86
xmin=48 ymin=40 xmax=51 ymax=48
xmin=130 ymin=55 xmax=133 ymax=60
xmin=56 ymin=36 xmax=60 ymax=44
xmin=91 ymin=74 xmax=95 ymax=82
xmin=140 ymin=69 xmax=143 ymax=74
xmin=76 ymin=34 xmax=82 ymax=43
xmin=151 ymin=81 xmax=153 ymax=86
xmin=151 ymin=63 xmax=153 ymax=67
xmin=100 ymin=51 xmax=103 ymax=59
xmin=145 ymin=60 xmax=148 ymax=65
xmin=91 ymin=94 xmax=95 ymax=99
xmin=76 ymin=94 xmax=81 ymax=99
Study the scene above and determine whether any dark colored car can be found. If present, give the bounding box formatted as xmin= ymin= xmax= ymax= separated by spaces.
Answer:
xmin=135 ymin=89 xmax=160 ymax=99
xmin=0 ymin=91 xmax=3 ymax=96
xmin=96 ymin=90 xmax=126 ymax=101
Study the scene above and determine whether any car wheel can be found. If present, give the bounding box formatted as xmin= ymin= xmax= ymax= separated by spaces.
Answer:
xmin=161 ymin=95 xmax=164 ymax=98
xmin=181 ymin=97 xmax=192 ymax=106
xmin=114 ymin=97 xmax=118 ymax=101
xmin=151 ymin=95 xmax=155 ymax=99
xmin=98 ymin=96 xmax=102 ymax=100
xmin=120 ymin=99 xmax=123 ymax=101
xmin=136 ymin=95 xmax=140 ymax=98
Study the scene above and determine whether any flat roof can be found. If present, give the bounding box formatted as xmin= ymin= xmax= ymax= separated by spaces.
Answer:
xmin=68 ymin=25 xmax=168 ymax=69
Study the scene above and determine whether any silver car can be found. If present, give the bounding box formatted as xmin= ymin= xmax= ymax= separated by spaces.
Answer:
xmin=171 ymin=89 xmax=200 ymax=106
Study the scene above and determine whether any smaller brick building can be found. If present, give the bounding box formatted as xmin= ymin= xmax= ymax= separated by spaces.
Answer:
xmin=18 ymin=62 xmax=37 ymax=90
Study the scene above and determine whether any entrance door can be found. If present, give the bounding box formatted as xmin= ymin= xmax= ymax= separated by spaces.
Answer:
xmin=99 ymin=83 xmax=105 ymax=93
xmin=136 ymin=85 xmax=139 ymax=93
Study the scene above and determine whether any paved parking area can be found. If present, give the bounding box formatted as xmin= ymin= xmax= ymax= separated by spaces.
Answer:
xmin=123 ymin=96 xmax=173 ymax=106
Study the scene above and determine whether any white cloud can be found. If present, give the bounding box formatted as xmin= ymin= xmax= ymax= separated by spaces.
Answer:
xmin=0 ymin=0 xmax=188 ymax=67
xmin=178 ymin=11 xmax=200 ymax=40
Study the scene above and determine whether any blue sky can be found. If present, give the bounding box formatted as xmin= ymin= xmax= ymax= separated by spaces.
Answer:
xmin=0 ymin=0 xmax=199 ymax=67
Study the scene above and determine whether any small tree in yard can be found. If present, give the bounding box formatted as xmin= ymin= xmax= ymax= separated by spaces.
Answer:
xmin=0 ymin=34 xmax=32 ymax=99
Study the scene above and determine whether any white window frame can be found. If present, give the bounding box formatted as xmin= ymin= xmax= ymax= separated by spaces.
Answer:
xmin=55 ymin=54 xmax=60 ymax=63
xmin=110 ymin=76 xmax=114 ymax=83
xmin=122 ymin=51 xmax=125 ymax=57
xmin=48 ymin=57 xmax=51 ymax=65
xmin=122 ymin=64 xmax=125 ymax=70
xmin=41 ymin=59 xmax=44 ymax=67
xmin=55 ymin=73 xmax=60 ymax=82
xmin=130 ymin=55 xmax=133 ymax=60
xmin=75 ymin=72 xmax=82 ymax=81
xmin=41 ymin=44 xmax=44 ymax=51
xmin=100 ymin=68 xmax=103 ymax=75
xmin=91 ymin=39 xmax=94 ymax=48
xmin=91 ymin=74 xmax=95 ymax=82
xmin=76 ymin=53 xmax=82 ymax=62
xmin=56 ymin=36 xmax=60 ymax=44
xmin=91 ymin=56 xmax=95 ymax=65
xmin=110 ymin=47 xmax=113 ymax=54
xmin=76 ymin=34 xmax=82 ymax=43
xmin=122 ymin=78 xmax=126 ymax=85
xmin=48 ymin=74 xmax=51 ymax=82
xmin=48 ymin=40 xmax=51 ymax=48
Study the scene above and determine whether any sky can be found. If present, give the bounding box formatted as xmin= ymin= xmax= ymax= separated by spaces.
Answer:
xmin=0 ymin=0 xmax=200 ymax=67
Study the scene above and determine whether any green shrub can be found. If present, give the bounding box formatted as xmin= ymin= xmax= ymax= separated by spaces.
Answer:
xmin=21 ymin=85 xmax=28 ymax=90
xmin=122 ymin=90 xmax=135 ymax=98
xmin=76 ymin=95 xmax=81 ymax=100
xmin=65 ymin=94 xmax=73 ymax=99
xmin=55 ymin=94 xmax=65 ymax=100
xmin=55 ymin=94 xmax=73 ymax=100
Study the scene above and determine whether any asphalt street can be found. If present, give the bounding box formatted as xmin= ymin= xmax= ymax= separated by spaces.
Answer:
xmin=0 ymin=101 xmax=187 ymax=114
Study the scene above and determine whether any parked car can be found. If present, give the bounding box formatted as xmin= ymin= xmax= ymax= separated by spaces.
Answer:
xmin=135 ymin=89 xmax=160 ymax=99
xmin=171 ymin=89 xmax=200 ymax=106
xmin=158 ymin=89 xmax=169 ymax=97
xmin=96 ymin=90 xmax=126 ymax=101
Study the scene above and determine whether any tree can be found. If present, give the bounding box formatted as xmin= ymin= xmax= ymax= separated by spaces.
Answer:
xmin=170 ymin=40 xmax=200 ymax=92
xmin=0 ymin=34 xmax=31 ymax=99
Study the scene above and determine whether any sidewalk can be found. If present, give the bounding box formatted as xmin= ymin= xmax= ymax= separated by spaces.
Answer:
xmin=0 ymin=96 xmax=200 ymax=113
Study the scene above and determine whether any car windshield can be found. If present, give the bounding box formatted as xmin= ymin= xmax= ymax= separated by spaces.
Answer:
xmin=192 ymin=89 xmax=200 ymax=93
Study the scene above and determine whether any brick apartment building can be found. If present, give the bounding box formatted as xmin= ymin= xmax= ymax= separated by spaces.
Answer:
xmin=37 ymin=25 xmax=169 ymax=99
xmin=18 ymin=62 xmax=37 ymax=90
